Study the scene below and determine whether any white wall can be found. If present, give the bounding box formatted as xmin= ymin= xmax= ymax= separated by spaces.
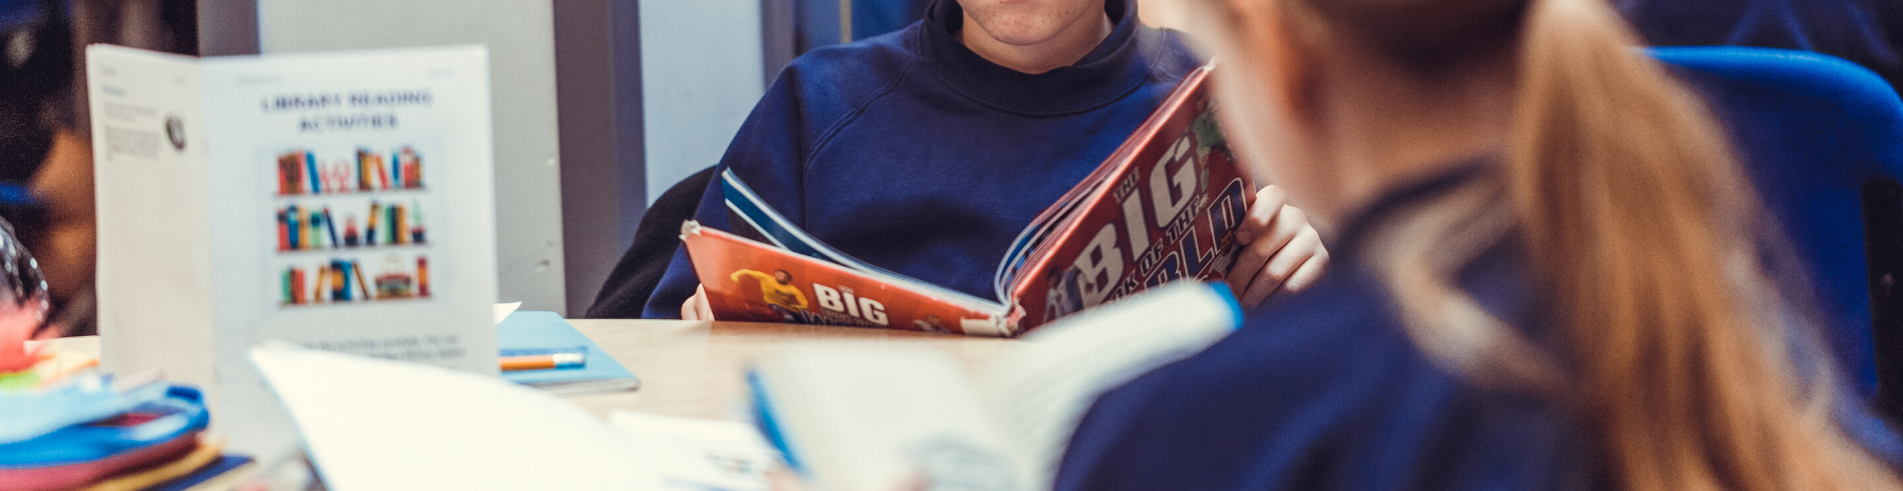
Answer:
xmin=256 ymin=0 xmax=567 ymax=313
xmin=641 ymin=0 xmax=765 ymax=202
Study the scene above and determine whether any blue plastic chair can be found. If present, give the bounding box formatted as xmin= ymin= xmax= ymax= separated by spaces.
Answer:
xmin=1652 ymin=46 xmax=1903 ymax=410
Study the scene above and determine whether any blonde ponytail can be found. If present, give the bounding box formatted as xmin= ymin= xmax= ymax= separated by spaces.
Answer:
xmin=1497 ymin=0 xmax=1898 ymax=488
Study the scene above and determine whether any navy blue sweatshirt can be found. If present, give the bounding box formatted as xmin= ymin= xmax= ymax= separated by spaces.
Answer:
xmin=641 ymin=0 xmax=1201 ymax=318
xmin=1055 ymin=164 xmax=1903 ymax=490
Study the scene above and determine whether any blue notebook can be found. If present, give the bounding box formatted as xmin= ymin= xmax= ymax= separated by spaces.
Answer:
xmin=497 ymin=311 xmax=640 ymax=395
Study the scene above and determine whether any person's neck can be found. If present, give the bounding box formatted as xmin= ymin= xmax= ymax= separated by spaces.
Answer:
xmin=959 ymin=9 xmax=1114 ymax=74
xmin=1303 ymin=38 xmax=1518 ymax=225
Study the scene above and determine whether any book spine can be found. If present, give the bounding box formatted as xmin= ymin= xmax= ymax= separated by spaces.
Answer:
xmin=410 ymin=201 xmax=425 ymax=243
xmin=404 ymin=149 xmax=422 ymax=188
xmin=417 ymin=257 xmax=429 ymax=297
xmin=308 ymin=210 xmax=324 ymax=249
xmin=365 ymin=202 xmax=380 ymax=246
xmin=287 ymin=204 xmax=302 ymax=250
xmin=357 ymin=149 xmax=371 ymax=191
xmin=375 ymin=154 xmax=391 ymax=190
xmin=304 ymin=151 xmax=320 ymax=194
xmin=353 ymin=259 xmax=373 ymax=300
xmin=278 ymin=155 xmax=292 ymax=194
xmin=331 ymin=260 xmax=347 ymax=301
xmin=292 ymin=268 xmax=305 ymax=304
xmin=394 ymin=203 xmax=407 ymax=245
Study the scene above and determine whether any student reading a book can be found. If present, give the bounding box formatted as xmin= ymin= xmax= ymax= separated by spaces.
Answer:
xmin=1056 ymin=0 xmax=1903 ymax=489
xmin=638 ymin=0 xmax=1330 ymax=320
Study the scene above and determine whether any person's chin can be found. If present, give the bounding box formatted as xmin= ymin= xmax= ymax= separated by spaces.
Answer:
xmin=980 ymin=23 xmax=1067 ymax=46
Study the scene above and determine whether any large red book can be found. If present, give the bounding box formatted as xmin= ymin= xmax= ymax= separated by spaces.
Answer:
xmin=683 ymin=66 xmax=1252 ymax=337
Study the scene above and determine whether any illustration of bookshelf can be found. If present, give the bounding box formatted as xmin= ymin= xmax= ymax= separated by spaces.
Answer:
xmin=274 ymin=146 xmax=434 ymax=307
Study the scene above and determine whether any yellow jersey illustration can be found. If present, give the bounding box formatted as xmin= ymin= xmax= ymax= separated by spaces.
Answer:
xmin=731 ymin=268 xmax=808 ymax=311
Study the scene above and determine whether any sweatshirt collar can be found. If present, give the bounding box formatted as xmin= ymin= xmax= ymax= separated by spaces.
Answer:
xmin=919 ymin=0 xmax=1155 ymax=116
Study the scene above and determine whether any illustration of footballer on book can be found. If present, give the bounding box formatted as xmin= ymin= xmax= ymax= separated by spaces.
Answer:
xmin=729 ymin=268 xmax=808 ymax=321
xmin=272 ymin=143 xmax=439 ymax=307
xmin=684 ymin=66 xmax=1251 ymax=337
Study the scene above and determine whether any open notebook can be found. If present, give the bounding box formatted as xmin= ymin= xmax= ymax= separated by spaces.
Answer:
xmin=746 ymin=281 xmax=1242 ymax=491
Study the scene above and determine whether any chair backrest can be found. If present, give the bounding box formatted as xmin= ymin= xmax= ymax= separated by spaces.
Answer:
xmin=585 ymin=166 xmax=717 ymax=319
xmin=1653 ymin=46 xmax=1903 ymax=404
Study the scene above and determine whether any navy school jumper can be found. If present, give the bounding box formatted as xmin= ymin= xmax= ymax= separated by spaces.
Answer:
xmin=1055 ymin=164 xmax=1903 ymax=490
xmin=640 ymin=0 xmax=1201 ymax=318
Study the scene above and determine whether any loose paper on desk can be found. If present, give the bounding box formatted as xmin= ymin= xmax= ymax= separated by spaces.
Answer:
xmin=609 ymin=411 xmax=779 ymax=491
xmin=249 ymin=343 xmax=663 ymax=491
xmin=493 ymin=302 xmax=521 ymax=325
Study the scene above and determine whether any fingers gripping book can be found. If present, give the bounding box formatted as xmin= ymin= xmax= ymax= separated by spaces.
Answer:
xmin=683 ymin=66 xmax=1250 ymax=336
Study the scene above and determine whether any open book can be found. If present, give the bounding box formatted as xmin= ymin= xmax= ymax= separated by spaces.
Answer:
xmin=745 ymin=281 xmax=1241 ymax=491
xmin=683 ymin=66 xmax=1251 ymax=336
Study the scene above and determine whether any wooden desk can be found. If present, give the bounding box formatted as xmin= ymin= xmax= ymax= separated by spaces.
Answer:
xmin=55 ymin=320 xmax=1022 ymax=421
xmin=565 ymin=320 xmax=1021 ymax=420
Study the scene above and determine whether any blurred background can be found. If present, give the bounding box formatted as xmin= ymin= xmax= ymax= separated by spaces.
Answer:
xmin=2 ymin=0 xmax=1897 ymax=336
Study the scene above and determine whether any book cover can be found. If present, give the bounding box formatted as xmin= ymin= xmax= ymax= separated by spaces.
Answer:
xmin=685 ymin=66 xmax=1250 ymax=336
xmin=89 ymin=45 xmax=497 ymax=457
xmin=685 ymin=223 xmax=1012 ymax=336
xmin=496 ymin=311 xmax=640 ymax=395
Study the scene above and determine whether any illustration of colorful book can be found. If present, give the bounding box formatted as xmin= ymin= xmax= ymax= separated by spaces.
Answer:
xmin=356 ymin=149 xmax=372 ymax=191
xmin=323 ymin=207 xmax=340 ymax=248
xmin=389 ymin=151 xmax=401 ymax=189
xmin=308 ymin=210 xmax=324 ymax=249
xmin=410 ymin=202 xmax=425 ymax=244
xmin=291 ymin=268 xmax=305 ymax=304
xmin=303 ymin=151 xmax=320 ymax=194
xmin=365 ymin=202 xmax=380 ymax=246
xmin=392 ymin=203 xmax=407 ymax=245
xmin=331 ymin=261 xmax=347 ymax=301
xmin=352 ymin=260 xmax=373 ymax=300
xmin=287 ymin=204 xmax=302 ymax=250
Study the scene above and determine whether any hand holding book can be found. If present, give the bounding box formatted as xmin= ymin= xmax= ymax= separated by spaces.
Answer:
xmin=1225 ymin=184 xmax=1330 ymax=308
xmin=684 ymin=285 xmax=713 ymax=321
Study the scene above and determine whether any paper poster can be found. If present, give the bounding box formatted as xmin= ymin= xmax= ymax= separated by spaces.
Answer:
xmin=90 ymin=44 xmax=498 ymax=458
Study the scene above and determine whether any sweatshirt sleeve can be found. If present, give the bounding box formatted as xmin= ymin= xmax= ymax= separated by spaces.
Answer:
xmin=1054 ymin=298 xmax=1590 ymax=491
xmin=641 ymin=68 xmax=814 ymax=319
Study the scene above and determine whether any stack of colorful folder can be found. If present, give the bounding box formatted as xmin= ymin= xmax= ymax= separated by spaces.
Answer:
xmin=0 ymin=363 xmax=253 ymax=490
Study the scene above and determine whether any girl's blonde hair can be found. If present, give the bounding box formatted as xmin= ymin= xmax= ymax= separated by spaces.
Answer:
xmin=1207 ymin=0 xmax=1903 ymax=488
